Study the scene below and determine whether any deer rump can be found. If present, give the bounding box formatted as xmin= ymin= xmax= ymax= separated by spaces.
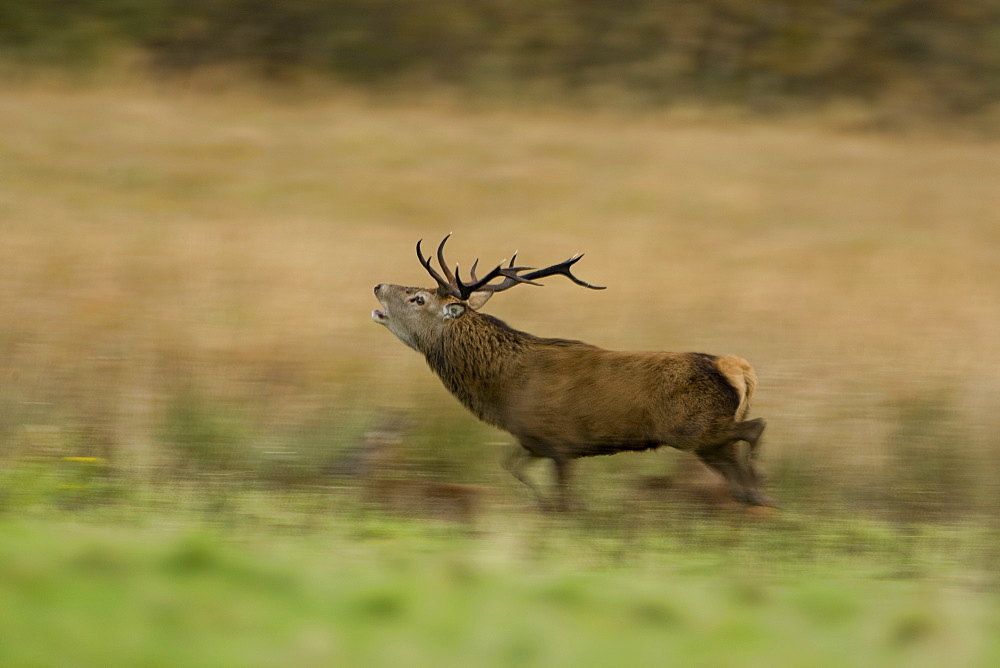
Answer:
xmin=504 ymin=345 xmax=752 ymax=460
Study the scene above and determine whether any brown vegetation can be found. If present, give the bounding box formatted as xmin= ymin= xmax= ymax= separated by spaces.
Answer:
xmin=625 ymin=457 xmax=782 ymax=530
xmin=348 ymin=416 xmax=487 ymax=526
xmin=5 ymin=1 xmax=999 ymax=124
xmin=630 ymin=458 xmax=741 ymax=514
xmin=1 ymin=83 xmax=998 ymax=516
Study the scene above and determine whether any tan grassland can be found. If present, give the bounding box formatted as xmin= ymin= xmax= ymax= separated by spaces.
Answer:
xmin=2 ymin=82 xmax=999 ymax=509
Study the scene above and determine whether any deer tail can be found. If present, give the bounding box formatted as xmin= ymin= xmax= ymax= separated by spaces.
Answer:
xmin=716 ymin=356 xmax=757 ymax=422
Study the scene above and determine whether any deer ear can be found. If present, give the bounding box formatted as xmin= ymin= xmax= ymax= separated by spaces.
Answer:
xmin=466 ymin=291 xmax=493 ymax=310
xmin=442 ymin=302 xmax=466 ymax=320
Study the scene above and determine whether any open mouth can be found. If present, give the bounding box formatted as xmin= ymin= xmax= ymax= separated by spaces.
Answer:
xmin=372 ymin=308 xmax=388 ymax=324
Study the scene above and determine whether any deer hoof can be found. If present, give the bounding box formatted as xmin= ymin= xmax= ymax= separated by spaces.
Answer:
xmin=746 ymin=490 xmax=779 ymax=508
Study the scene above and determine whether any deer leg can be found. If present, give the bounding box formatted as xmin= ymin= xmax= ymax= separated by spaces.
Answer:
xmin=502 ymin=445 xmax=549 ymax=509
xmin=552 ymin=457 xmax=575 ymax=512
xmin=696 ymin=442 xmax=761 ymax=506
xmin=740 ymin=418 xmax=765 ymax=458
xmin=735 ymin=418 xmax=767 ymax=486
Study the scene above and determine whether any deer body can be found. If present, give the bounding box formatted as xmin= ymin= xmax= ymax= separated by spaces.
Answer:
xmin=373 ymin=236 xmax=769 ymax=510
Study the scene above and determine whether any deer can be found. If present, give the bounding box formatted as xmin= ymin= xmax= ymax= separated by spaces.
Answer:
xmin=372 ymin=235 xmax=770 ymax=511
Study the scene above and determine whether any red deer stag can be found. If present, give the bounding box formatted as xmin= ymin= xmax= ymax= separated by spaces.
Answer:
xmin=372 ymin=235 xmax=770 ymax=511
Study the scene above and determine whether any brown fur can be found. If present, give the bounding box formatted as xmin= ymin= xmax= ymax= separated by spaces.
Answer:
xmin=715 ymin=355 xmax=757 ymax=422
xmin=373 ymin=263 xmax=770 ymax=511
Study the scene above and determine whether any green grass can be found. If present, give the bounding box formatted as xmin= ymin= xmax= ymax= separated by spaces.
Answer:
xmin=0 ymin=490 xmax=998 ymax=667
xmin=2 ymin=467 xmax=1000 ymax=666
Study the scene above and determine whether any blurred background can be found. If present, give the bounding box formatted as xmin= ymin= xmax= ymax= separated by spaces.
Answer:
xmin=1 ymin=1 xmax=1000 ymax=665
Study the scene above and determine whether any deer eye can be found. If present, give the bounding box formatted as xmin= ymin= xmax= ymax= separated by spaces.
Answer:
xmin=410 ymin=295 xmax=425 ymax=305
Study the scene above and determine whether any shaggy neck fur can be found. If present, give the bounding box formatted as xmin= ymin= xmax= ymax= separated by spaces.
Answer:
xmin=421 ymin=311 xmax=531 ymax=426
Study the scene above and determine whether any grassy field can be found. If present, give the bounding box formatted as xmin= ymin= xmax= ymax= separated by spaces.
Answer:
xmin=1 ymin=490 xmax=999 ymax=666
xmin=1 ymin=80 xmax=1000 ymax=664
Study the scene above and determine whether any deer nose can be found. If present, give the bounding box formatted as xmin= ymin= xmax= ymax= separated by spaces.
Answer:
xmin=374 ymin=284 xmax=381 ymax=296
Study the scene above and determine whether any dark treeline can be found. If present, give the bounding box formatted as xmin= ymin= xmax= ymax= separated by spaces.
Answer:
xmin=2 ymin=0 xmax=999 ymax=114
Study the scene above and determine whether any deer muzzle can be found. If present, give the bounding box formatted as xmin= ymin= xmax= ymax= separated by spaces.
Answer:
xmin=372 ymin=284 xmax=389 ymax=324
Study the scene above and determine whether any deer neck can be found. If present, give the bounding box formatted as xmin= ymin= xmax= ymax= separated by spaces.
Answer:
xmin=424 ymin=312 xmax=529 ymax=426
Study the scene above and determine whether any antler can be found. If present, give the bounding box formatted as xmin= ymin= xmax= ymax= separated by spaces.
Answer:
xmin=520 ymin=254 xmax=605 ymax=290
xmin=416 ymin=235 xmax=605 ymax=301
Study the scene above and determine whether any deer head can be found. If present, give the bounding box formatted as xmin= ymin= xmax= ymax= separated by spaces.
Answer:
xmin=372 ymin=235 xmax=604 ymax=350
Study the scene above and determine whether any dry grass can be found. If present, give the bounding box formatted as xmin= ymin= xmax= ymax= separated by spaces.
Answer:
xmin=2 ymin=81 xmax=999 ymax=511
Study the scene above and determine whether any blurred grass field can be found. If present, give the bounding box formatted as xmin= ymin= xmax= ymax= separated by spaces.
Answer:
xmin=2 ymin=503 xmax=999 ymax=666
xmin=1 ymin=80 xmax=1000 ymax=664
